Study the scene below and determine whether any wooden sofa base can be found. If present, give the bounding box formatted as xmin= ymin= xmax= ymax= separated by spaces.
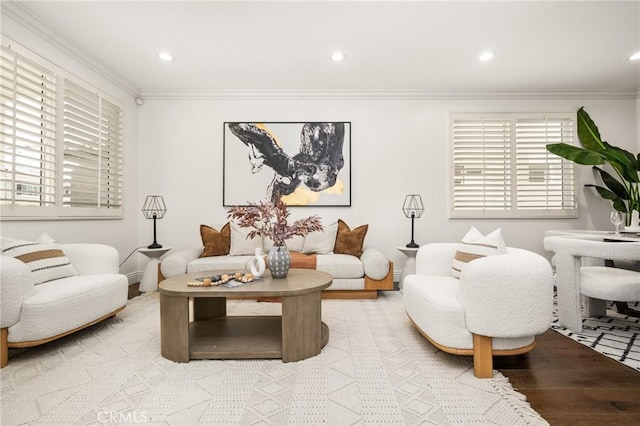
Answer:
xmin=408 ymin=316 xmax=537 ymax=378
xmin=0 ymin=306 xmax=125 ymax=368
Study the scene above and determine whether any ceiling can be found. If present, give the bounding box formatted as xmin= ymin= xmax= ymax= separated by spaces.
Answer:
xmin=2 ymin=1 xmax=639 ymax=96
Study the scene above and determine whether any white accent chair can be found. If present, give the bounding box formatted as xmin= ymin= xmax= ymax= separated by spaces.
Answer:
xmin=0 ymin=244 xmax=128 ymax=367
xmin=403 ymin=243 xmax=553 ymax=378
xmin=543 ymin=235 xmax=640 ymax=332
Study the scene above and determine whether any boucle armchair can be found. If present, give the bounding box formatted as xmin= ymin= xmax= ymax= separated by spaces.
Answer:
xmin=544 ymin=235 xmax=640 ymax=332
xmin=403 ymin=243 xmax=553 ymax=378
xmin=1 ymin=243 xmax=128 ymax=367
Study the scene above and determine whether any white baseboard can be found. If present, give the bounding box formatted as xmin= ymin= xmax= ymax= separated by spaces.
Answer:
xmin=126 ymin=272 xmax=142 ymax=285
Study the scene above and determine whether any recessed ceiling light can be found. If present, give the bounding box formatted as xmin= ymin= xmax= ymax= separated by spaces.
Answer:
xmin=629 ymin=51 xmax=640 ymax=61
xmin=331 ymin=51 xmax=345 ymax=62
xmin=479 ymin=51 xmax=494 ymax=62
xmin=158 ymin=52 xmax=174 ymax=62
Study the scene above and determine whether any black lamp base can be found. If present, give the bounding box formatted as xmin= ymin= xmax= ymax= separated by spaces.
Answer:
xmin=147 ymin=242 xmax=162 ymax=249
xmin=406 ymin=241 xmax=419 ymax=248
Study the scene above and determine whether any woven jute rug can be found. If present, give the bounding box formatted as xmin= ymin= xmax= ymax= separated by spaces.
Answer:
xmin=1 ymin=291 xmax=547 ymax=425
xmin=551 ymin=300 xmax=640 ymax=372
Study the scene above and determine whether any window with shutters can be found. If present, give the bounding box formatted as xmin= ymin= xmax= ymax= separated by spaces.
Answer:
xmin=1 ymin=39 xmax=123 ymax=219
xmin=450 ymin=113 xmax=577 ymax=218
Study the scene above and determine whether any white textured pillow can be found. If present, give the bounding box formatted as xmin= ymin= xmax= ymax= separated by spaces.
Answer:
xmin=264 ymin=234 xmax=305 ymax=252
xmin=1 ymin=236 xmax=79 ymax=285
xmin=302 ymin=221 xmax=338 ymax=254
xmin=229 ymin=221 xmax=263 ymax=255
xmin=451 ymin=227 xmax=506 ymax=279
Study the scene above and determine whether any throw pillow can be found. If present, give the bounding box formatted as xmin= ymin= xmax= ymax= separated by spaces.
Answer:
xmin=451 ymin=227 xmax=506 ymax=278
xmin=301 ymin=221 xmax=338 ymax=254
xmin=199 ymin=223 xmax=230 ymax=257
xmin=1 ymin=237 xmax=79 ymax=285
xmin=229 ymin=221 xmax=263 ymax=255
xmin=264 ymin=234 xmax=305 ymax=252
xmin=333 ymin=219 xmax=368 ymax=257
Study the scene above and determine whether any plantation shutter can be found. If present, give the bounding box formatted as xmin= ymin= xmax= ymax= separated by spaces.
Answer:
xmin=450 ymin=113 xmax=577 ymax=218
xmin=515 ymin=116 xmax=577 ymax=216
xmin=451 ymin=117 xmax=512 ymax=217
xmin=63 ymin=79 xmax=122 ymax=212
xmin=0 ymin=45 xmax=57 ymax=212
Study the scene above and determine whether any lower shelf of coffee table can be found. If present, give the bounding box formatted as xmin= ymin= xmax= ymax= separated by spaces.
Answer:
xmin=188 ymin=316 xmax=329 ymax=360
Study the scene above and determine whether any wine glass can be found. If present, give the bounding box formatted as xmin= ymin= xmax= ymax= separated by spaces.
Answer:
xmin=610 ymin=210 xmax=624 ymax=235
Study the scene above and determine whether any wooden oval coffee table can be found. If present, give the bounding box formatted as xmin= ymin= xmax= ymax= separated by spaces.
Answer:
xmin=159 ymin=268 xmax=332 ymax=363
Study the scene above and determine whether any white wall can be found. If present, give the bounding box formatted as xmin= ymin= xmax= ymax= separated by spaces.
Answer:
xmin=0 ymin=18 xmax=141 ymax=278
xmin=138 ymin=97 xmax=637 ymax=272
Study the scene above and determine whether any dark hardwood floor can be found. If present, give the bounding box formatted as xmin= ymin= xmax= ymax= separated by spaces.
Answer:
xmin=496 ymin=329 xmax=640 ymax=424
xmin=128 ymin=285 xmax=639 ymax=425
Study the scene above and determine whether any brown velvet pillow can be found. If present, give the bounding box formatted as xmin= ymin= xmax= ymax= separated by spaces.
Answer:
xmin=199 ymin=223 xmax=230 ymax=257
xmin=333 ymin=219 xmax=368 ymax=257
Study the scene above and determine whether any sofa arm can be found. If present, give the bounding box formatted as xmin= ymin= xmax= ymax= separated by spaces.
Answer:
xmin=458 ymin=251 xmax=553 ymax=339
xmin=1 ymin=256 xmax=34 ymax=328
xmin=160 ymin=249 xmax=202 ymax=278
xmin=360 ymin=247 xmax=390 ymax=280
xmin=61 ymin=244 xmax=120 ymax=275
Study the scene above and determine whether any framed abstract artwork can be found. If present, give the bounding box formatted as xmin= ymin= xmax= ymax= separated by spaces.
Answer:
xmin=223 ymin=122 xmax=351 ymax=207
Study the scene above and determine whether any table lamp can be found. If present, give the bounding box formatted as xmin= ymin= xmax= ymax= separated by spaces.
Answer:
xmin=402 ymin=194 xmax=424 ymax=248
xmin=142 ymin=195 xmax=167 ymax=249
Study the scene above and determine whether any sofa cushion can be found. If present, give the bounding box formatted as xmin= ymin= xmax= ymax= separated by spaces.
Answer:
xmin=334 ymin=219 xmax=368 ymax=257
xmin=229 ymin=222 xmax=262 ymax=255
xmin=7 ymin=273 xmax=127 ymax=343
xmin=302 ymin=221 xmax=338 ymax=254
xmin=1 ymin=237 xmax=79 ymax=285
xmin=264 ymin=235 xmax=305 ymax=252
xmin=187 ymin=255 xmax=253 ymax=274
xmin=451 ymin=227 xmax=506 ymax=279
xmin=199 ymin=223 xmax=230 ymax=257
xmin=316 ymin=253 xmax=364 ymax=279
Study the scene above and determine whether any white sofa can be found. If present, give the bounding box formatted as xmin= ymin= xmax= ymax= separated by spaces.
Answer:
xmin=161 ymin=246 xmax=394 ymax=298
xmin=404 ymin=243 xmax=553 ymax=378
xmin=1 ymin=243 xmax=128 ymax=367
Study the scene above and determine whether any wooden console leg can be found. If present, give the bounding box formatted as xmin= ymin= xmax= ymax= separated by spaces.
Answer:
xmin=1 ymin=328 xmax=8 ymax=368
xmin=473 ymin=334 xmax=493 ymax=378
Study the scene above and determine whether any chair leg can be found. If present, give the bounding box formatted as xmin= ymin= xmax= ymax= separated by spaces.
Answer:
xmin=584 ymin=296 xmax=607 ymax=317
xmin=1 ymin=328 xmax=8 ymax=368
xmin=472 ymin=334 xmax=493 ymax=378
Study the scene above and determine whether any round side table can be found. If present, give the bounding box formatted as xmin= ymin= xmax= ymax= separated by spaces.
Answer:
xmin=138 ymin=247 xmax=171 ymax=292
xmin=396 ymin=246 xmax=420 ymax=289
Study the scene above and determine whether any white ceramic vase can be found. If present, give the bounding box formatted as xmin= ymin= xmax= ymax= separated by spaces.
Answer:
xmin=248 ymin=247 xmax=266 ymax=278
xmin=626 ymin=210 xmax=640 ymax=231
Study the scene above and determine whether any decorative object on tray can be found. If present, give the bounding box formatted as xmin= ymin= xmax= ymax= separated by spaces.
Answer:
xmin=227 ymin=199 xmax=323 ymax=278
xmin=223 ymin=122 xmax=351 ymax=206
xmin=187 ymin=272 xmax=256 ymax=287
xmin=247 ymin=247 xmax=266 ymax=278
xmin=547 ymin=107 xmax=639 ymax=227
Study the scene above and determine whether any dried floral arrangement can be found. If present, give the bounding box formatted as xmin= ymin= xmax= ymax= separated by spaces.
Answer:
xmin=227 ymin=199 xmax=323 ymax=247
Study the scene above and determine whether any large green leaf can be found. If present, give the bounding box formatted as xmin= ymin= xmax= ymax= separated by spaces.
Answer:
xmin=601 ymin=143 xmax=640 ymax=182
xmin=585 ymin=184 xmax=628 ymax=212
xmin=546 ymin=143 xmax=605 ymax=165
xmin=577 ymin=107 xmax=606 ymax=152
xmin=592 ymin=166 xmax=628 ymax=199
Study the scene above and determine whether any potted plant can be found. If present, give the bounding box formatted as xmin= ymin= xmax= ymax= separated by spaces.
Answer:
xmin=546 ymin=107 xmax=640 ymax=227
xmin=227 ymin=199 xmax=323 ymax=277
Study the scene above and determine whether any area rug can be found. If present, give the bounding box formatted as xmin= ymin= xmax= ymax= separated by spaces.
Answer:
xmin=551 ymin=301 xmax=640 ymax=372
xmin=1 ymin=291 xmax=547 ymax=425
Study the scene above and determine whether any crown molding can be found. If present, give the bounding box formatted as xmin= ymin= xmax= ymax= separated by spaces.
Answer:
xmin=2 ymin=1 xmax=139 ymax=97
xmin=139 ymin=88 xmax=638 ymax=101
